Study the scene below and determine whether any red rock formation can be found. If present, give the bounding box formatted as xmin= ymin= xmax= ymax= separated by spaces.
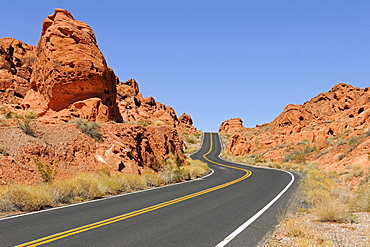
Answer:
xmin=219 ymin=118 xmax=246 ymax=133
xmin=0 ymin=9 xmax=198 ymax=185
xmin=222 ymin=83 xmax=370 ymax=172
xmin=0 ymin=38 xmax=35 ymax=104
xmin=0 ymin=122 xmax=186 ymax=185
xmin=23 ymin=9 xmax=122 ymax=122
xmin=117 ymin=79 xmax=195 ymax=131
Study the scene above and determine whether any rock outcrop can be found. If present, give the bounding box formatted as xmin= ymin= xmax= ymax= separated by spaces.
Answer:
xmin=0 ymin=9 xmax=198 ymax=185
xmin=0 ymin=38 xmax=35 ymax=104
xmin=0 ymin=123 xmax=185 ymax=185
xmin=0 ymin=9 xmax=197 ymax=132
xmin=23 ymin=9 xmax=122 ymax=122
xmin=221 ymin=83 xmax=370 ymax=172
xmin=117 ymin=79 xmax=178 ymax=126
xmin=116 ymin=79 xmax=197 ymax=132
xmin=219 ymin=118 xmax=246 ymax=133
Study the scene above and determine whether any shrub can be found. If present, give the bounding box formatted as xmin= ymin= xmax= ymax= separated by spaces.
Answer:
xmin=5 ymin=184 xmax=53 ymax=212
xmin=363 ymin=129 xmax=370 ymax=137
xmin=71 ymin=119 xmax=103 ymax=141
xmin=325 ymin=137 xmax=336 ymax=146
xmin=283 ymin=150 xmax=306 ymax=164
xmin=312 ymin=199 xmax=354 ymax=222
xmin=135 ymin=119 xmax=150 ymax=127
xmin=350 ymin=164 xmax=364 ymax=177
xmin=303 ymin=145 xmax=317 ymax=155
xmin=336 ymin=138 xmax=347 ymax=146
xmin=348 ymin=136 xmax=360 ymax=147
xmin=0 ymin=157 xmax=209 ymax=213
xmin=153 ymin=120 xmax=164 ymax=126
xmin=0 ymin=145 xmax=9 ymax=156
xmin=17 ymin=117 xmax=35 ymax=136
xmin=350 ymin=184 xmax=370 ymax=212
xmin=35 ymin=160 xmax=58 ymax=183
xmin=24 ymin=111 xmax=39 ymax=119
xmin=284 ymin=219 xmax=308 ymax=238
xmin=296 ymin=139 xmax=309 ymax=145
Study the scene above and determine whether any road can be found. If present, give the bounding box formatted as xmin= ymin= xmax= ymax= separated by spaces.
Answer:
xmin=0 ymin=133 xmax=299 ymax=247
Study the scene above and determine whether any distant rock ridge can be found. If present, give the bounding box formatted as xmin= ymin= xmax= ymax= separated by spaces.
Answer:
xmin=220 ymin=83 xmax=370 ymax=172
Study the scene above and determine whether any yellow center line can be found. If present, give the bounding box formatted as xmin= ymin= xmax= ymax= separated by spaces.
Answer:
xmin=16 ymin=133 xmax=252 ymax=247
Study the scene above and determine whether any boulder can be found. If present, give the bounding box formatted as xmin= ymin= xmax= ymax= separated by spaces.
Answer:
xmin=23 ymin=9 xmax=122 ymax=122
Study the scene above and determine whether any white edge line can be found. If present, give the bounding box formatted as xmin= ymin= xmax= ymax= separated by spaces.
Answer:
xmin=215 ymin=171 xmax=294 ymax=247
xmin=215 ymin=132 xmax=295 ymax=247
xmin=1 ymin=132 xmax=213 ymax=222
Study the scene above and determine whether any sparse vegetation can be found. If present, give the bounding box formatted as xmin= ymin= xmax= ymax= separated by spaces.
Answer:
xmin=17 ymin=117 xmax=35 ymax=136
xmin=0 ymin=157 xmax=209 ymax=213
xmin=296 ymin=139 xmax=309 ymax=145
xmin=70 ymin=118 xmax=103 ymax=141
xmin=153 ymin=120 xmax=164 ymax=126
xmin=35 ymin=160 xmax=58 ymax=183
xmin=183 ymin=131 xmax=203 ymax=154
xmin=220 ymin=146 xmax=370 ymax=225
xmin=0 ymin=145 xmax=9 ymax=156
xmin=135 ymin=119 xmax=151 ymax=127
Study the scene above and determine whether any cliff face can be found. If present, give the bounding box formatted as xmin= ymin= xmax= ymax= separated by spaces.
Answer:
xmin=220 ymin=83 xmax=370 ymax=172
xmin=22 ymin=9 xmax=122 ymax=122
xmin=0 ymin=9 xmax=197 ymax=185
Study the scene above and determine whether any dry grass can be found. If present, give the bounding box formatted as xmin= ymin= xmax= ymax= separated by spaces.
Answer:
xmin=183 ymin=131 xmax=203 ymax=154
xmin=0 ymin=157 xmax=209 ymax=213
xmin=350 ymin=183 xmax=370 ymax=212
xmin=221 ymin=150 xmax=362 ymax=224
xmin=311 ymin=199 xmax=354 ymax=222
xmin=271 ymin=212 xmax=334 ymax=247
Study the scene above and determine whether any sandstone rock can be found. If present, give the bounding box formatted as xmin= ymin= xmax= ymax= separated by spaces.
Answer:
xmin=117 ymin=79 xmax=183 ymax=128
xmin=0 ymin=122 xmax=186 ymax=184
xmin=0 ymin=37 xmax=35 ymax=104
xmin=222 ymin=83 xmax=370 ymax=172
xmin=219 ymin=118 xmax=246 ymax=133
xmin=23 ymin=9 xmax=122 ymax=122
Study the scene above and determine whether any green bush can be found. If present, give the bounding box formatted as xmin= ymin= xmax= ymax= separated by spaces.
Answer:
xmin=35 ymin=160 xmax=58 ymax=183
xmin=283 ymin=150 xmax=306 ymax=164
xmin=71 ymin=119 xmax=103 ymax=141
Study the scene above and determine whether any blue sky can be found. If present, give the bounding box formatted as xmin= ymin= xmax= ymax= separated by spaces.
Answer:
xmin=2 ymin=1 xmax=370 ymax=131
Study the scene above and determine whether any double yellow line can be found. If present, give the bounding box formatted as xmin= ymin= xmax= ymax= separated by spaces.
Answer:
xmin=17 ymin=133 xmax=252 ymax=246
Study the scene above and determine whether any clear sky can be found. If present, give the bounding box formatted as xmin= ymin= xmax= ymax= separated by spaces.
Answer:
xmin=2 ymin=1 xmax=370 ymax=131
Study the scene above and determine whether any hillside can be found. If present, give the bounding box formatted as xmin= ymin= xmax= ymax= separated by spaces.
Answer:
xmin=220 ymin=83 xmax=370 ymax=174
xmin=0 ymin=9 xmax=197 ymax=185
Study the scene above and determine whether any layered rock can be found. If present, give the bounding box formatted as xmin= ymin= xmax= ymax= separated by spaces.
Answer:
xmin=23 ymin=9 xmax=122 ymax=122
xmin=0 ymin=38 xmax=35 ymax=104
xmin=221 ymin=83 xmax=370 ymax=171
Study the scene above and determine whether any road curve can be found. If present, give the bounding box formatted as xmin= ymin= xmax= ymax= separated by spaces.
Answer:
xmin=0 ymin=133 xmax=299 ymax=247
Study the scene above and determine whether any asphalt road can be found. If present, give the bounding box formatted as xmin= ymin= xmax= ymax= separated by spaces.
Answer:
xmin=0 ymin=133 xmax=299 ymax=247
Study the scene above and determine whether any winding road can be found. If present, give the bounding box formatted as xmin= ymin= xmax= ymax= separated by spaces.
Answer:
xmin=0 ymin=133 xmax=299 ymax=247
